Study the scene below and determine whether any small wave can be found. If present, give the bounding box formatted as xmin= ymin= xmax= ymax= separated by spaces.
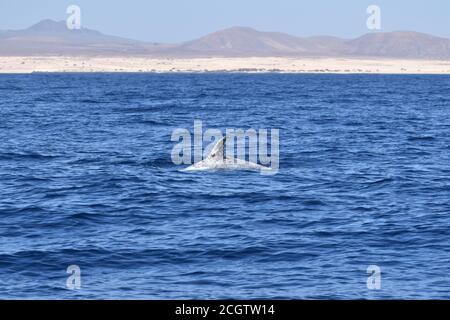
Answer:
xmin=79 ymin=99 xmax=102 ymax=104
xmin=139 ymin=119 xmax=168 ymax=126
xmin=0 ymin=152 xmax=57 ymax=161
xmin=408 ymin=136 xmax=436 ymax=141
xmin=367 ymin=177 xmax=394 ymax=185
xmin=302 ymin=199 xmax=326 ymax=206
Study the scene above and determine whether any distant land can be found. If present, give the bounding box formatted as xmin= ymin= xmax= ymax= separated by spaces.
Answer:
xmin=1 ymin=19 xmax=450 ymax=59
xmin=1 ymin=20 xmax=450 ymax=74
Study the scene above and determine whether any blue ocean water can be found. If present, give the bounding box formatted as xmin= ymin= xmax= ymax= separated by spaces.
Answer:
xmin=0 ymin=73 xmax=449 ymax=299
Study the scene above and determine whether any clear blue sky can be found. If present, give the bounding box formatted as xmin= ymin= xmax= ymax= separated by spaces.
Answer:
xmin=1 ymin=0 xmax=449 ymax=42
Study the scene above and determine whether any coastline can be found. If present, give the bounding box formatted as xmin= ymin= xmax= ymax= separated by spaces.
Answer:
xmin=1 ymin=56 xmax=450 ymax=74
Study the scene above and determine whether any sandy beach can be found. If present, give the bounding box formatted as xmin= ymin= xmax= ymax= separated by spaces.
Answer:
xmin=1 ymin=56 xmax=450 ymax=74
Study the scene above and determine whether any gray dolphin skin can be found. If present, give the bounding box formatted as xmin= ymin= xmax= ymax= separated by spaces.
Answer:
xmin=182 ymin=136 xmax=270 ymax=173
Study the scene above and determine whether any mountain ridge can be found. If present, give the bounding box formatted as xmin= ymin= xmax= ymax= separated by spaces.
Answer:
xmin=1 ymin=20 xmax=450 ymax=59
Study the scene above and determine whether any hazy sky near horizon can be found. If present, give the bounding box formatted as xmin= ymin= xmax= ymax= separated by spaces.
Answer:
xmin=1 ymin=0 xmax=449 ymax=42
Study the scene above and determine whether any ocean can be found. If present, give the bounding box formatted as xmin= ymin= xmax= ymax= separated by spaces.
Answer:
xmin=0 ymin=73 xmax=449 ymax=299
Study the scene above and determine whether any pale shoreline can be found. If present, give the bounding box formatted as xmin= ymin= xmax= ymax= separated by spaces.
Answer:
xmin=1 ymin=56 xmax=450 ymax=74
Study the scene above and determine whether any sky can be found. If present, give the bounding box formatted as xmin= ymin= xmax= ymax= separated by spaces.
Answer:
xmin=0 ymin=0 xmax=449 ymax=42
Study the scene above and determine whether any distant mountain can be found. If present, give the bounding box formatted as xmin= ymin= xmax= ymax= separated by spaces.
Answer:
xmin=173 ymin=27 xmax=347 ymax=56
xmin=1 ymin=20 xmax=450 ymax=59
xmin=0 ymin=19 xmax=172 ymax=56
xmin=345 ymin=31 xmax=450 ymax=59
xmin=175 ymin=27 xmax=450 ymax=59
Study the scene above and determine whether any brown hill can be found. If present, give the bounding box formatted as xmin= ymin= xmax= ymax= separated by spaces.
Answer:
xmin=1 ymin=20 xmax=450 ymax=59
xmin=0 ymin=19 xmax=172 ymax=56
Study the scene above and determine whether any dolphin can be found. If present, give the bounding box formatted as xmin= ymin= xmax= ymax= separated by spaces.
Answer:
xmin=182 ymin=136 xmax=270 ymax=173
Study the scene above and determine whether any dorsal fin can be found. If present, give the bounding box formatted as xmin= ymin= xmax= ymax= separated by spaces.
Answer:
xmin=206 ymin=136 xmax=226 ymax=160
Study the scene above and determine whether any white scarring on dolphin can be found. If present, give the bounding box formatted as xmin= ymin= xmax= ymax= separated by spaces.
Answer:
xmin=182 ymin=136 xmax=271 ymax=173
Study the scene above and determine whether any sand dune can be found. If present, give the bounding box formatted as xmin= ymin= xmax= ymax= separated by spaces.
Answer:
xmin=1 ymin=56 xmax=449 ymax=74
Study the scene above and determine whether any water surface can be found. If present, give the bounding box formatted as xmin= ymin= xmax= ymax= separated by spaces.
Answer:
xmin=0 ymin=73 xmax=449 ymax=299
